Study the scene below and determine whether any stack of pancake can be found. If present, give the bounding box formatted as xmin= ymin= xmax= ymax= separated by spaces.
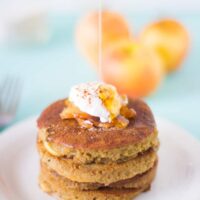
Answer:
xmin=37 ymin=99 xmax=159 ymax=200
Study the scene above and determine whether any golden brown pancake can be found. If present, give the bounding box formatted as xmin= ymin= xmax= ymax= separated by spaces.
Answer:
xmin=37 ymin=141 xmax=157 ymax=185
xmin=40 ymin=161 xmax=157 ymax=190
xmin=38 ymin=130 xmax=159 ymax=164
xmin=39 ymin=164 xmax=155 ymax=200
xmin=37 ymin=99 xmax=158 ymax=164
xmin=39 ymin=179 xmax=148 ymax=200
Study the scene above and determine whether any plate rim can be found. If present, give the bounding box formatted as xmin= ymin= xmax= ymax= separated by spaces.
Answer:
xmin=0 ymin=115 xmax=200 ymax=200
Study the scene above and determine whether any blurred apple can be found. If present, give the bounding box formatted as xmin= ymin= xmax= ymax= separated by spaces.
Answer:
xmin=76 ymin=10 xmax=131 ymax=67
xmin=102 ymin=41 xmax=164 ymax=98
xmin=140 ymin=19 xmax=190 ymax=73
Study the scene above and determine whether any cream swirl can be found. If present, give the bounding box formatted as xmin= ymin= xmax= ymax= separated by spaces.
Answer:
xmin=69 ymin=82 xmax=127 ymax=123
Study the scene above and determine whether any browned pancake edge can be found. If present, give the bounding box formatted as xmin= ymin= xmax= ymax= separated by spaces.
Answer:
xmin=37 ymin=99 xmax=156 ymax=150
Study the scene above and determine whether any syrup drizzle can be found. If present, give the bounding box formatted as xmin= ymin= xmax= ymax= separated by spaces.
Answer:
xmin=98 ymin=0 xmax=103 ymax=80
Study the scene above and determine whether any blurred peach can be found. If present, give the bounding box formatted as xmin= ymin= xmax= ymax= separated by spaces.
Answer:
xmin=102 ymin=41 xmax=164 ymax=98
xmin=76 ymin=10 xmax=131 ymax=67
xmin=140 ymin=19 xmax=190 ymax=73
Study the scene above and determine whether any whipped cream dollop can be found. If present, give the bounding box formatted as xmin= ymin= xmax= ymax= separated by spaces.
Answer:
xmin=69 ymin=82 xmax=127 ymax=123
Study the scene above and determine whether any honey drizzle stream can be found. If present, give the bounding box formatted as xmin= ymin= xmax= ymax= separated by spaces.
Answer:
xmin=98 ymin=0 xmax=103 ymax=80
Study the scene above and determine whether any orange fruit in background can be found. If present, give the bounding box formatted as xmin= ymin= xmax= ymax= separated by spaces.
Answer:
xmin=102 ymin=40 xmax=164 ymax=98
xmin=75 ymin=10 xmax=131 ymax=67
xmin=140 ymin=19 xmax=190 ymax=73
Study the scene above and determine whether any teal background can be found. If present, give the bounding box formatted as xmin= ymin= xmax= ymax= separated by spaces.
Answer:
xmin=0 ymin=13 xmax=199 ymax=139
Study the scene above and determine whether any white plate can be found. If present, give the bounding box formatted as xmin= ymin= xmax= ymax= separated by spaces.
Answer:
xmin=0 ymin=117 xmax=200 ymax=200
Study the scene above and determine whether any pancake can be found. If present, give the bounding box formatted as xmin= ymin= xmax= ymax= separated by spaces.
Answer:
xmin=37 ymin=141 xmax=157 ymax=185
xmin=40 ymin=161 xmax=157 ymax=190
xmin=39 ymin=167 xmax=154 ymax=200
xmin=39 ymin=180 xmax=148 ymax=200
xmin=38 ymin=130 xmax=158 ymax=164
xmin=37 ymin=99 xmax=157 ymax=164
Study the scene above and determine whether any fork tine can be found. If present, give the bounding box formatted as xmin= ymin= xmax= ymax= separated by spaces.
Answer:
xmin=5 ymin=78 xmax=15 ymax=112
xmin=0 ymin=77 xmax=9 ymax=92
xmin=0 ymin=76 xmax=22 ymax=115
xmin=0 ymin=76 xmax=13 ymax=113
xmin=5 ymin=77 xmax=16 ymax=113
xmin=7 ymin=78 xmax=22 ymax=114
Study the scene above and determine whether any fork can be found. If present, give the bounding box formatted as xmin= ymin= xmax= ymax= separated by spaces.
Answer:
xmin=0 ymin=76 xmax=22 ymax=128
